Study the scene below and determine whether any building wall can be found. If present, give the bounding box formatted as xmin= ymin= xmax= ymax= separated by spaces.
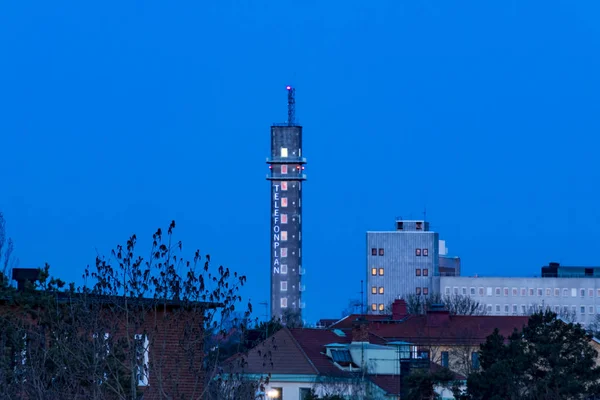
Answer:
xmin=367 ymin=227 xmax=439 ymax=313
xmin=269 ymin=125 xmax=305 ymax=320
xmin=440 ymin=276 xmax=600 ymax=325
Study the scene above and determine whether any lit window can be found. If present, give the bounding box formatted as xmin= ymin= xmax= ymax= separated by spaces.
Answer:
xmin=371 ymin=248 xmax=377 ymax=256
xmin=281 ymin=248 xmax=288 ymax=257
xmin=281 ymin=214 xmax=288 ymax=224
xmin=281 ymin=147 xmax=288 ymax=157
xmin=281 ymin=198 xmax=288 ymax=207
xmin=281 ymin=265 xmax=288 ymax=274
xmin=281 ymin=298 xmax=288 ymax=308
xmin=423 ymin=269 xmax=428 ymax=276
xmin=423 ymin=287 xmax=429 ymax=295
xmin=416 ymin=287 xmax=421 ymax=295
xmin=281 ymin=165 xmax=288 ymax=174
xmin=281 ymin=231 xmax=288 ymax=241
xmin=423 ymin=249 xmax=428 ymax=256
xmin=371 ymin=268 xmax=377 ymax=276
xmin=371 ymin=303 xmax=377 ymax=311
xmin=134 ymin=334 xmax=150 ymax=386
xmin=371 ymin=286 xmax=377 ymax=294
xmin=379 ymin=268 xmax=384 ymax=276
xmin=281 ymin=181 xmax=288 ymax=190
xmin=281 ymin=281 xmax=288 ymax=291
xmin=378 ymin=304 xmax=384 ymax=311
xmin=416 ymin=249 xmax=421 ymax=256
xmin=379 ymin=287 xmax=384 ymax=294
xmin=416 ymin=269 xmax=421 ymax=276
xmin=378 ymin=248 xmax=384 ymax=256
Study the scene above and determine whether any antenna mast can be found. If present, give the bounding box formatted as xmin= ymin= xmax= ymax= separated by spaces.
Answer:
xmin=286 ymin=85 xmax=295 ymax=126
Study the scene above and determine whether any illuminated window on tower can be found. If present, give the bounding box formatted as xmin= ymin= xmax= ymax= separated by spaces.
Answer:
xmin=371 ymin=286 xmax=377 ymax=294
xmin=280 ymin=298 xmax=287 ymax=308
xmin=281 ymin=198 xmax=288 ymax=207
xmin=281 ymin=214 xmax=288 ymax=224
xmin=281 ymin=165 xmax=288 ymax=174
xmin=281 ymin=248 xmax=288 ymax=257
xmin=281 ymin=182 xmax=288 ymax=191
xmin=281 ymin=231 xmax=288 ymax=241
xmin=281 ymin=147 xmax=288 ymax=157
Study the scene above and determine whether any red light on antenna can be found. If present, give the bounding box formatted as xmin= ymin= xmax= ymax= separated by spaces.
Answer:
xmin=269 ymin=165 xmax=272 ymax=169
xmin=286 ymin=86 xmax=291 ymax=90
xmin=296 ymin=165 xmax=300 ymax=169
xmin=301 ymin=166 xmax=305 ymax=170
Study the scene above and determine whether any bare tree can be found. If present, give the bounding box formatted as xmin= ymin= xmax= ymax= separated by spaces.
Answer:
xmin=0 ymin=212 xmax=19 ymax=280
xmin=397 ymin=293 xmax=486 ymax=316
xmin=341 ymin=298 xmax=368 ymax=318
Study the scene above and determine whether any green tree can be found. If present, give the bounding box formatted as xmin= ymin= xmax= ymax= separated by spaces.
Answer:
xmin=402 ymin=367 xmax=460 ymax=400
xmin=466 ymin=311 xmax=600 ymax=400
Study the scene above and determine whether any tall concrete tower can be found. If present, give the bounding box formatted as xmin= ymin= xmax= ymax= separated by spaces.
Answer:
xmin=267 ymin=86 xmax=307 ymax=321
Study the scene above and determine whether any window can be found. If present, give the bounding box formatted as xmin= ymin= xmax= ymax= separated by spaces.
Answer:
xmin=281 ymin=181 xmax=288 ymax=191
xmin=513 ymin=305 xmax=517 ymax=314
xmin=423 ymin=269 xmax=429 ymax=276
xmin=281 ymin=231 xmax=288 ymax=241
xmin=371 ymin=286 xmax=377 ymax=294
xmin=454 ymin=287 xmax=459 ymax=294
xmin=529 ymin=288 xmax=534 ymax=296
xmin=546 ymin=288 xmax=551 ymax=296
xmin=134 ymin=334 xmax=150 ymax=386
xmin=581 ymin=289 xmax=586 ymax=297
xmin=521 ymin=288 xmax=526 ymax=296
xmin=554 ymin=306 xmax=560 ymax=313
xmin=371 ymin=248 xmax=377 ymax=256
xmin=597 ymin=289 xmax=600 ymax=298
xmin=495 ymin=288 xmax=501 ymax=296
xmin=445 ymin=287 xmax=451 ymax=295
xmin=441 ymin=351 xmax=449 ymax=367
xmin=471 ymin=287 xmax=476 ymax=296
xmin=281 ymin=214 xmax=288 ymax=224
xmin=270 ymin=388 xmax=283 ymax=399
xmin=554 ymin=288 xmax=560 ymax=297
xmin=281 ymin=264 xmax=288 ymax=274
xmin=423 ymin=249 xmax=428 ymax=256
xmin=503 ymin=288 xmax=509 ymax=296
xmin=512 ymin=288 xmax=518 ymax=296
xmin=537 ymin=289 xmax=542 ymax=296
xmin=486 ymin=305 xmax=492 ymax=313
xmin=379 ymin=268 xmax=384 ymax=276
xmin=331 ymin=349 xmax=352 ymax=363
xmin=281 ymin=198 xmax=288 ymax=207
xmin=281 ymin=147 xmax=288 ymax=157
xmin=416 ymin=287 xmax=422 ymax=295
xmin=378 ymin=304 xmax=384 ymax=311
xmin=521 ymin=305 xmax=526 ymax=314
xmin=495 ymin=305 xmax=500 ymax=313
xmin=479 ymin=287 xmax=484 ymax=296
xmin=472 ymin=352 xmax=479 ymax=369
xmin=416 ymin=269 xmax=421 ymax=276
xmin=371 ymin=268 xmax=377 ymax=276
xmin=487 ymin=287 xmax=492 ymax=296
xmin=572 ymin=288 xmax=577 ymax=297
xmin=281 ymin=298 xmax=288 ymax=308
xmin=371 ymin=303 xmax=377 ymax=311
xmin=416 ymin=222 xmax=423 ymax=230
xmin=416 ymin=249 xmax=421 ymax=256
xmin=462 ymin=287 xmax=467 ymax=295
xmin=581 ymin=306 xmax=586 ymax=314
xmin=590 ymin=306 xmax=595 ymax=315
xmin=379 ymin=287 xmax=384 ymax=294
xmin=300 ymin=388 xmax=312 ymax=400
xmin=281 ymin=248 xmax=288 ymax=257
xmin=504 ymin=305 xmax=509 ymax=313
xmin=379 ymin=248 xmax=384 ymax=256
xmin=590 ymin=289 xmax=595 ymax=298
xmin=281 ymin=281 xmax=288 ymax=291
xmin=563 ymin=288 xmax=569 ymax=297
xmin=423 ymin=287 xmax=429 ymax=295
xmin=281 ymin=165 xmax=288 ymax=174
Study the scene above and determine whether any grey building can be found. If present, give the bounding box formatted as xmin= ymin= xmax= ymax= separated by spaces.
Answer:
xmin=440 ymin=265 xmax=600 ymax=326
xmin=367 ymin=219 xmax=439 ymax=313
xmin=267 ymin=86 xmax=306 ymax=320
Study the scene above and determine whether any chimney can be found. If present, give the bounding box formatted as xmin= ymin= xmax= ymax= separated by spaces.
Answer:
xmin=351 ymin=319 xmax=370 ymax=343
xmin=392 ymin=299 xmax=408 ymax=320
xmin=12 ymin=268 xmax=40 ymax=291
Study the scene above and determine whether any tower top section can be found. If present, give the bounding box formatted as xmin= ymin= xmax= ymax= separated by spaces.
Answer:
xmin=287 ymin=85 xmax=296 ymax=126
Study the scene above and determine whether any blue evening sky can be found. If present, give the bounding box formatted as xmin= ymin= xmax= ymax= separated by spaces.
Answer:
xmin=1 ymin=1 xmax=600 ymax=323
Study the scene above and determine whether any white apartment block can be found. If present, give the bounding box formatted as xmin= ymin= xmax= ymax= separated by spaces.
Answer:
xmin=439 ymin=275 xmax=600 ymax=326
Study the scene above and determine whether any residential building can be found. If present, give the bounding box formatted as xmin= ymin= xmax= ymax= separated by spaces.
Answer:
xmin=267 ymin=86 xmax=307 ymax=320
xmin=368 ymin=219 xmax=455 ymax=313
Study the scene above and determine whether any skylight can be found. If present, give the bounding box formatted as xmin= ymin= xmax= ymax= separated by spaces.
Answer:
xmin=331 ymin=349 xmax=352 ymax=363
xmin=332 ymin=329 xmax=346 ymax=337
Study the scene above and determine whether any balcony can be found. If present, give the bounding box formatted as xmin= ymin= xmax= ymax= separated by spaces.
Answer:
xmin=266 ymin=157 xmax=307 ymax=164
xmin=266 ymin=173 xmax=307 ymax=181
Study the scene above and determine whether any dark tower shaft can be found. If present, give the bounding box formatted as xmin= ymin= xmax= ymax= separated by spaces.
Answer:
xmin=267 ymin=86 xmax=306 ymax=322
